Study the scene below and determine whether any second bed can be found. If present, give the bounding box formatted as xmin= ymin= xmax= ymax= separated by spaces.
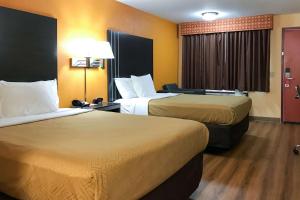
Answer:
xmin=116 ymin=93 xmax=252 ymax=149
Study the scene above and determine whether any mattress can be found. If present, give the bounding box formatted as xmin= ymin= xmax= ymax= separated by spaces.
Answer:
xmin=149 ymin=94 xmax=252 ymax=125
xmin=0 ymin=111 xmax=209 ymax=200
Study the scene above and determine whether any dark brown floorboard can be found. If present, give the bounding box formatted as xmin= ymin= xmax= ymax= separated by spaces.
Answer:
xmin=191 ymin=121 xmax=300 ymax=200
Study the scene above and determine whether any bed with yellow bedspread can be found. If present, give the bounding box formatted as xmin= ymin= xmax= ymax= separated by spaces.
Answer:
xmin=149 ymin=94 xmax=252 ymax=149
xmin=0 ymin=111 xmax=208 ymax=200
xmin=149 ymin=94 xmax=252 ymax=125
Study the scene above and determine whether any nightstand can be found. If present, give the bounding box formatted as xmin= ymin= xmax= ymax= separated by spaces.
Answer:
xmin=73 ymin=102 xmax=121 ymax=113
xmin=89 ymin=102 xmax=120 ymax=113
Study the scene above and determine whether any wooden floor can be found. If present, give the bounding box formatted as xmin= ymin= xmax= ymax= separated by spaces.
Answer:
xmin=191 ymin=121 xmax=300 ymax=200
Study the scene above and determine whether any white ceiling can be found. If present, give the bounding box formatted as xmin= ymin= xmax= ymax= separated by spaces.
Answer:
xmin=118 ymin=0 xmax=300 ymax=23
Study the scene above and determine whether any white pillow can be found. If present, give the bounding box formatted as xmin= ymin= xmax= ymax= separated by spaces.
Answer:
xmin=0 ymin=80 xmax=59 ymax=118
xmin=114 ymin=78 xmax=138 ymax=99
xmin=131 ymin=74 xmax=156 ymax=97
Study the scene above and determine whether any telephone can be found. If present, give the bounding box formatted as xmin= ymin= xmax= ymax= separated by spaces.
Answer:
xmin=72 ymin=100 xmax=90 ymax=107
xmin=92 ymin=97 xmax=103 ymax=104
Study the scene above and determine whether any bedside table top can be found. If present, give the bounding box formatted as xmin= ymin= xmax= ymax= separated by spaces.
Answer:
xmin=73 ymin=102 xmax=120 ymax=109
xmin=89 ymin=102 xmax=120 ymax=109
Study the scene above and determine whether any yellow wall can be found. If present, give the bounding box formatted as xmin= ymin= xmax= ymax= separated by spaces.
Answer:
xmin=0 ymin=0 xmax=179 ymax=107
xmin=249 ymin=13 xmax=300 ymax=118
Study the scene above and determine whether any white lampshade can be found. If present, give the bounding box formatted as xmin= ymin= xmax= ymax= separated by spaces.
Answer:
xmin=68 ymin=39 xmax=114 ymax=59
xmin=96 ymin=41 xmax=114 ymax=59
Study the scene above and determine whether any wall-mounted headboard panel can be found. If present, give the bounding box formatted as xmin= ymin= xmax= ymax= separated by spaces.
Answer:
xmin=0 ymin=6 xmax=57 ymax=82
xmin=107 ymin=30 xmax=153 ymax=102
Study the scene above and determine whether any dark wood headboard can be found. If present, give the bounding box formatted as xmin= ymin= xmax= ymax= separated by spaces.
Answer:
xmin=107 ymin=30 xmax=153 ymax=102
xmin=0 ymin=6 xmax=57 ymax=82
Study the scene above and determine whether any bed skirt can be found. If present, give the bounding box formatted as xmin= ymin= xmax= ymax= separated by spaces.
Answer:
xmin=141 ymin=153 xmax=203 ymax=200
xmin=206 ymin=114 xmax=249 ymax=149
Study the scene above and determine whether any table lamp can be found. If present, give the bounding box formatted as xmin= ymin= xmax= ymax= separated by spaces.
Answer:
xmin=71 ymin=40 xmax=114 ymax=102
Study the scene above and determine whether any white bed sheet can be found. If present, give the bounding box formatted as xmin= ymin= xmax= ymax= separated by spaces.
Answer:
xmin=114 ymin=93 xmax=178 ymax=115
xmin=0 ymin=108 xmax=90 ymax=128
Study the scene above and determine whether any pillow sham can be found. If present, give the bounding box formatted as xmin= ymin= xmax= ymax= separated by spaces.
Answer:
xmin=131 ymin=74 xmax=156 ymax=97
xmin=0 ymin=80 xmax=59 ymax=118
xmin=114 ymin=78 xmax=138 ymax=99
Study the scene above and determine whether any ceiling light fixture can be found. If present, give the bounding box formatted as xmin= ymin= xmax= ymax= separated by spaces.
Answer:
xmin=202 ymin=12 xmax=219 ymax=21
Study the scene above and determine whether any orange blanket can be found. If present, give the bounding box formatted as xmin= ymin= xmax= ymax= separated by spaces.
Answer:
xmin=0 ymin=111 xmax=208 ymax=200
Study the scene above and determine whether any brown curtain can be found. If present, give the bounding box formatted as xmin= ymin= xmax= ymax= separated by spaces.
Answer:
xmin=182 ymin=30 xmax=270 ymax=92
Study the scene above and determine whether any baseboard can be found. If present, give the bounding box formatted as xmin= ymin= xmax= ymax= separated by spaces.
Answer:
xmin=249 ymin=116 xmax=281 ymax=123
